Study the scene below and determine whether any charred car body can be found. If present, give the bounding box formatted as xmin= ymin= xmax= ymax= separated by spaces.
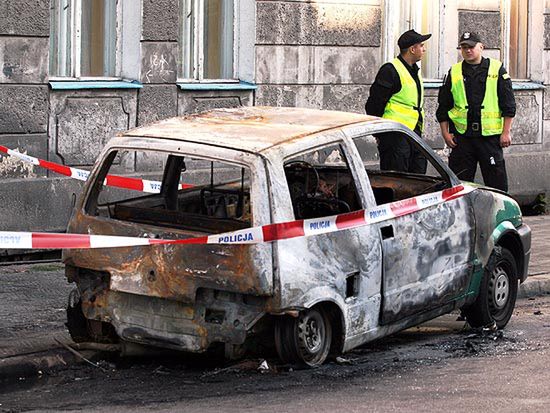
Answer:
xmin=63 ymin=107 xmax=531 ymax=367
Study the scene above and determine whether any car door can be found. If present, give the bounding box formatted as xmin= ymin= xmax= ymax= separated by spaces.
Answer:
xmin=272 ymin=136 xmax=384 ymax=339
xmin=350 ymin=130 xmax=475 ymax=325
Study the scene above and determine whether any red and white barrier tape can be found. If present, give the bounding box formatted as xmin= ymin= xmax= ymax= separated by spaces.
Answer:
xmin=0 ymin=145 xmax=192 ymax=193
xmin=0 ymin=184 xmax=475 ymax=250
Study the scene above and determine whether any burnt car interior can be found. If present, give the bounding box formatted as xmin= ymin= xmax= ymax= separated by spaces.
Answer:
xmin=85 ymin=150 xmax=252 ymax=233
xmin=284 ymin=133 xmax=452 ymax=218
xmin=353 ymin=132 xmax=452 ymax=206
xmin=284 ymin=144 xmax=363 ymax=220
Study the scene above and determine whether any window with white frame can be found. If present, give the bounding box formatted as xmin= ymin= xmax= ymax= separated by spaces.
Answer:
xmin=181 ymin=0 xmax=235 ymax=81
xmin=503 ymin=0 xmax=529 ymax=79
xmin=383 ymin=0 xmax=441 ymax=80
xmin=50 ymin=0 xmax=117 ymax=78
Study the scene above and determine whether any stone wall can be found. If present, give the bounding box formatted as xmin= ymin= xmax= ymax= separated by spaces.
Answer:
xmin=1 ymin=0 xmax=550 ymax=236
xmin=255 ymin=0 xmax=381 ymax=113
xmin=0 ymin=0 xmax=60 ymax=231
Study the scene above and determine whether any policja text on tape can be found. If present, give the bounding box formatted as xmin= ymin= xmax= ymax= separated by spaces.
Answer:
xmin=0 ymin=184 xmax=475 ymax=250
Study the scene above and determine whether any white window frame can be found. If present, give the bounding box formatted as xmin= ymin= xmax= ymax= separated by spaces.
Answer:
xmin=382 ymin=0 xmax=444 ymax=81
xmin=180 ymin=0 xmax=246 ymax=83
xmin=50 ymin=0 xmax=140 ymax=81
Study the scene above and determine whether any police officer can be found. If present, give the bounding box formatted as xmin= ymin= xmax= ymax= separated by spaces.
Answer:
xmin=436 ymin=32 xmax=515 ymax=192
xmin=365 ymin=29 xmax=431 ymax=173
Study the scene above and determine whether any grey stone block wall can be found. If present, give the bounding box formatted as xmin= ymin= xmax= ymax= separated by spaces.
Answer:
xmin=256 ymin=84 xmax=369 ymax=114
xmin=507 ymin=152 xmax=550 ymax=197
xmin=422 ymin=91 xmax=444 ymax=150
xmin=256 ymin=46 xmax=380 ymax=85
xmin=140 ymin=0 xmax=180 ymax=127
xmin=0 ymin=0 xmax=49 ymax=36
xmin=255 ymin=1 xmax=382 ymax=112
xmin=142 ymin=0 xmax=179 ymax=41
xmin=544 ymin=88 xmax=550 ymax=120
xmin=256 ymin=1 xmax=381 ymax=46
xmin=141 ymin=42 xmax=178 ymax=84
xmin=0 ymin=135 xmax=48 ymax=179
xmin=545 ymin=14 xmax=550 ymax=50
xmin=0 ymin=0 xmax=51 ymax=232
xmin=458 ymin=11 xmax=501 ymax=49
xmin=0 ymin=86 xmax=48 ymax=133
xmin=49 ymin=90 xmax=138 ymax=166
xmin=0 ymin=38 xmax=49 ymax=83
xmin=0 ymin=177 xmax=84 ymax=232
xmin=512 ymin=93 xmax=542 ymax=145
xmin=178 ymin=89 xmax=253 ymax=114
xmin=138 ymin=85 xmax=178 ymax=126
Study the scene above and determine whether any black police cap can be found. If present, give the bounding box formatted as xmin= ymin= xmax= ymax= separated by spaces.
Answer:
xmin=397 ymin=29 xmax=432 ymax=49
xmin=459 ymin=32 xmax=482 ymax=47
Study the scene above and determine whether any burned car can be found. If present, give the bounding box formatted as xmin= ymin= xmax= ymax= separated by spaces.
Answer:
xmin=63 ymin=107 xmax=531 ymax=367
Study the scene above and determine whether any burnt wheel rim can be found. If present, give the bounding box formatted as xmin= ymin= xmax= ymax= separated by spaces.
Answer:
xmin=489 ymin=266 xmax=510 ymax=310
xmin=298 ymin=311 xmax=326 ymax=358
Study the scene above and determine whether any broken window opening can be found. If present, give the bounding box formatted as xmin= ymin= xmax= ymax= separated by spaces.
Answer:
xmin=85 ymin=149 xmax=252 ymax=233
xmin=352 ymin=132 xmax=451 ymax=206
xmin=284 ymin=144 xmax=363 ymax=220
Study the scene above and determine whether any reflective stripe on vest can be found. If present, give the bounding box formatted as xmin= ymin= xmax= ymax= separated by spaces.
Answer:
xmin=448 ymin=59 xmax=504 ymax=136
xmin=382 ymin=58 xmax=424 ymax=132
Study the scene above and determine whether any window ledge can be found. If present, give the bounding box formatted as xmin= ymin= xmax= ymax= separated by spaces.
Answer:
xmin=511 ymin=81 xmax=545 ymax=91
xmin=424 ymin=81 xmax=443 ymax=89
xmin=49 ymin=80 xmax=143 ymax=90
xmin=177 ymin=81 xmax=257 ymax=91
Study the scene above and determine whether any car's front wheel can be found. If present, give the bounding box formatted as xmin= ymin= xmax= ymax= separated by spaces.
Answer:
xmin=274 ymin=307 xmax=332 ymax=367
xmin=463 ymin=246 xmax=518 ymax=329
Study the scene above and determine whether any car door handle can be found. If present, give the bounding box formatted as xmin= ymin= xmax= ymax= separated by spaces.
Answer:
xmin=380 ymin=224 xmax=394 ymax=239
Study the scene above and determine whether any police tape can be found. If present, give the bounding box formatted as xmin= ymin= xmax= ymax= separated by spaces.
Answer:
xmin=0 ymin=145 xmax=193 ymax=193
xmin=0 ymin=184 xmax=475 ymax=250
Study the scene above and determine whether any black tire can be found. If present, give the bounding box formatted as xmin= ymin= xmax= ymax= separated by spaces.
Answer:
xmin=463 ymin=247 xmax=518 ymax=329
xmin=66 ymin=288 xmax=118 ymax=344
xmin=274 ymin=307 xmax=332 ymax=367
xmin=66 ymin=288 xmax=92 ymax=343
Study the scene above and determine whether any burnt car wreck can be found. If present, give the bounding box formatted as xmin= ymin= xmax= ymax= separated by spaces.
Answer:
xmin=63 ymin=107 xmax=531 ymax=367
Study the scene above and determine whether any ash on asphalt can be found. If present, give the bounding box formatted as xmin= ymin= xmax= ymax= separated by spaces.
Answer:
xmin=3 ymin=296 xmax=550 ymax=411
xmin=1 ymin=314 xmax=528 ymax=388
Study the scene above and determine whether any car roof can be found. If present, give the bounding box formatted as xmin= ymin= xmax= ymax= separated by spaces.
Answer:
xmin=123 ymin=106 xmax=378 ymax=153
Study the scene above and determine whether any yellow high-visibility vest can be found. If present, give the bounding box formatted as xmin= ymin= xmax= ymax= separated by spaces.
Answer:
xmin=448 ymin=59 xmax=504 ymax=136
xmin=382 ymin=58 xmax=424 ymax=132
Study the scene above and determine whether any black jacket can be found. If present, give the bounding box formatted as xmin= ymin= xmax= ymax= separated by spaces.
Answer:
xmin=436 ymin=57 xmax=516 ymax=137
xmin=365 ymin=55 xmax=423 ymax=133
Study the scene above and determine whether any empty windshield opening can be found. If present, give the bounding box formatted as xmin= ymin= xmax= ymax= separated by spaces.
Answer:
xmin=352 ymin=132 xmax=451 ymax=206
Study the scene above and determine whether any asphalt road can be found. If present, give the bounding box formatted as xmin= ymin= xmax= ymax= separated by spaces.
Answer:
xmin=1 ymin=295 xmax=549 ymax=412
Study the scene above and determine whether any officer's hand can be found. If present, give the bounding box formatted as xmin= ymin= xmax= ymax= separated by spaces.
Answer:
xmin=500 ymin=131 xmax=511 ymax=148
xmin=443 ymin=132 xmax=457 ymax=148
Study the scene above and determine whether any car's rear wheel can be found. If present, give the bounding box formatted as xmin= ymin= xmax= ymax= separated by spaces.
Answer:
xmin=274 ymin=307 xmax=332 ymax=367
xmin=463 ymin=247 xmax=518 ymax=329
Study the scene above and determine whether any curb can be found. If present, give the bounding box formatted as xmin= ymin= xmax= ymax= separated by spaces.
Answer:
xmin=519 ymin=274 xmax=550 ymax=298
xmin=0 ymin=348 xmax=82 ymax=382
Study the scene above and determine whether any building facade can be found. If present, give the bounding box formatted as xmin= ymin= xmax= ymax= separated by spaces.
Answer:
xmin=0 ymin=0 xmax=549 ymax=233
